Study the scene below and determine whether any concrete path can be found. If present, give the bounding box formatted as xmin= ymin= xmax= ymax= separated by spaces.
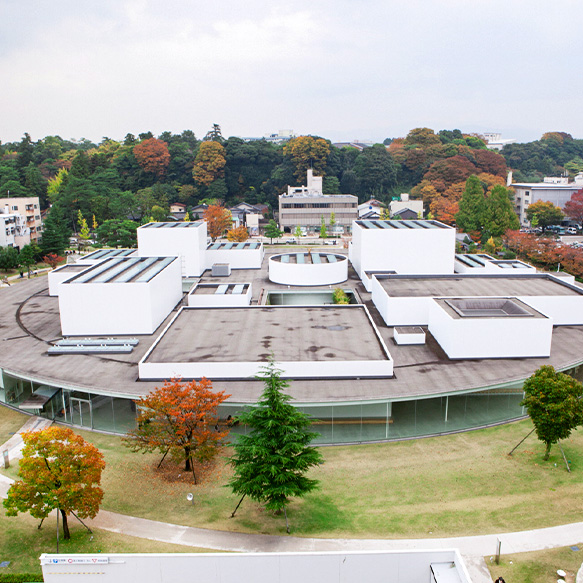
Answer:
xmin=0 ymin=415 xmax=52 ymax=468
xmin=2 ymin=419 xmax=582 ymax=583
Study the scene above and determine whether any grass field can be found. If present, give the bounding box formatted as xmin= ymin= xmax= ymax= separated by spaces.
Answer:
xmin=64 ymin=418 xmax=583 ymax=538
xmin=486 ymin=544 xmax=583 ymax=583
xmin=2 ymin=408 xmax=583 ymax=540
xmin=0 ymin=406 xmax=27 ymax=444
xmin=0 ymin=507 xmax=212 ymax=576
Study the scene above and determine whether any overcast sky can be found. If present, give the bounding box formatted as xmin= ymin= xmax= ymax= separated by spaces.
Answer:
xmin=1 ymin=0 xmax=582 ymax=145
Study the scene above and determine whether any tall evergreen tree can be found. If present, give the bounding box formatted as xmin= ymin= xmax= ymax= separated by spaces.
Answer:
xmin=228 ymin=361 xmax=323 ymax=531
xmin=483 ymin=185 xmax=519 ymax=237
xmin=41 ymin=206 xmax=69 ymax=256
xmin=455 ymin=175 xmax=486 ymax=234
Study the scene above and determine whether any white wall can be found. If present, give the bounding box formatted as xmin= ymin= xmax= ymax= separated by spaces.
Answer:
xmin=41 ymin=550 xmax=471 ymax=583
xmin=428 ymin=301 xmax=553 ymax=359
xmin=371 ymin=274 xmax=583 ymax=328
xmin=187 ymin=284 xmax=252 ymax=307
xmin=371 ymin=276 xmax=436 ymax=326
xmin=205 ymin=245 xmax=264 ymax=270
xmin=58 ymin=259 xmax=182 ymax=336
xmin=139 ymin=358 xmax=393 ymax=381
xmin=269 ymin=254 xmax=348 ymax=286
xmin=454 ymin=257 xmax=535 ymax=275
xmin=137 ymin=222 xmax=207 ymax=277
xmin=350 ymin=221 xmax=455 ymax=281
xmin=48 ymin=267 xmax=81 ymax=297
xmin=520 ymin=296 xmax=583 ymax=325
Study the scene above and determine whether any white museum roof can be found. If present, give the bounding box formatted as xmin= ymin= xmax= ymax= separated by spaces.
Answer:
xmin=355 ymin=220 xmax=451 ymax=230
xmin=63 ymin=256 xmax=177 ymax=285
xmin=139 ymin=221 xmax=204 ymax=229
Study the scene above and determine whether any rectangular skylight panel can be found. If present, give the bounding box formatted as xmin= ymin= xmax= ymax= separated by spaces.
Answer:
xmin=116 ymin=257 xmax=158 ymax=282
xmin=134 ymin=257 xmax=175 ymax=282
xmin=73 ymin=258 xmax=122 ymax=283
xmin=94 ymin=257 xmax=141 ymax=283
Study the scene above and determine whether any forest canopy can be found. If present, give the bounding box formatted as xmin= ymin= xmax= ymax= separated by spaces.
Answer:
xmin=1 ymin=127 xmax=580 ymax=234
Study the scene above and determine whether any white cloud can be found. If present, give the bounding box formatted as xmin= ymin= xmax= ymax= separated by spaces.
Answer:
xmin=0 ymin=0 xmax=582 ymax=142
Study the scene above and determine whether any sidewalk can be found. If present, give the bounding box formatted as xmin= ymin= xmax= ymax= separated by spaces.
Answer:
xmin=0 ymin=267 xmax=51 ymax=287
xmin=0 ymin=415 xmax=53 ymax=468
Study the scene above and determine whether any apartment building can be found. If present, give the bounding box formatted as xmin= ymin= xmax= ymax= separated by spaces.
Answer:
xmin=0 ymin=204 xmax=31 ymax=248
xmin=2 ymin=197 xmax=43 ymax=242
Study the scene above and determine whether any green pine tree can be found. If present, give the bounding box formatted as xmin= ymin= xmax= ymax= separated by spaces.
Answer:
xmin=455 ymin=175 xmax=486 ymax=235
xmin=228 ymin=360 xmax=323 ymax=531
xmin=40 ymin=206 xmax=69 ymax=256
xmin=483 ymin=185 xmax=519 ymax=238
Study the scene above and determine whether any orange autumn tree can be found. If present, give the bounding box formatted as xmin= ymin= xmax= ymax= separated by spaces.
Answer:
xmin=203 ymin=204 xmax=232 ymax=240
xmin=430 ymin=197 xmax=459 ymax=225
xmin=227 ymin=225 xmax=249 ymax=242
xmin=124 ymin=378 xmax=230 ymax=484
xmin=3 ymin=427 xmax=105 ymax=540
xmin=133 ymin=138 xmax=170 ymax=177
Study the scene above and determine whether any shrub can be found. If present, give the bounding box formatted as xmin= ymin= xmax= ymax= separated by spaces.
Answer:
xmin=333 ymin=288 xmax=350 ymax=304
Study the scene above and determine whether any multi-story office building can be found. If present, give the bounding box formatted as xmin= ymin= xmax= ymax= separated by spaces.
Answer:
xmin=511 ymin=173 xmax=583 ymax=226
xmin=278 ymin=170 xmax=358 ymax=234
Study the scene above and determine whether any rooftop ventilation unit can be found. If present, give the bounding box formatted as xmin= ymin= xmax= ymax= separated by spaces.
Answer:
xmin=212 ymin=263 xmax=231 ymax=277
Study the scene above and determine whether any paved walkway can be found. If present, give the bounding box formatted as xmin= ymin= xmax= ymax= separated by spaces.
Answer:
xmin=0 ymin=415 xmax=52 ymax=468
xmin=2 ymin=419 xmax=582 ymax=583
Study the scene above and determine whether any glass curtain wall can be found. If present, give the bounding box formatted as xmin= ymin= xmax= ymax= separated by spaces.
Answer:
xmin=0 ymin=368 xmax=571 ymax=444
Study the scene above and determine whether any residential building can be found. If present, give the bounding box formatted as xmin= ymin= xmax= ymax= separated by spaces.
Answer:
xmin=169 ymin=203 xmax=187 ymax=220
xmin=279 ymin=170 xmax=358 ymax=234
xmin=511 ymin=173 xmax=583 ymax=225
xmin=483 ymin=132 xmax=517 ymax=150
xmin=358 ymin=198 xmax=383 ymax=218
xmin=229 ymin=202 xmax=264 ymax=234
xmin=389 ymin=193 xmax=423 ymax=219
xmin=0 ymin=205 xmax=30 ymax=248
xmin=2 ymin=197 xmax=42 ymax=242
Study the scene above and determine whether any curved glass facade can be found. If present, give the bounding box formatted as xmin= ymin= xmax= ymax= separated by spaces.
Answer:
xmin=0 ymin=366 xmax=540 ymax=444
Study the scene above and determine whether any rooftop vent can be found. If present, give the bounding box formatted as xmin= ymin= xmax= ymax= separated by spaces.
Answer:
xmin=212 ymin=263 xmax=231 ymax=277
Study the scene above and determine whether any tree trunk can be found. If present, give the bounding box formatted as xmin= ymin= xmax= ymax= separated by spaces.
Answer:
xmin=543 ymin=442 xmax=552 ymax=461
xmin=61 ymin=509 xmax=71 ymax=540
xmin=184 ymin=446 xmax=197 ymax=484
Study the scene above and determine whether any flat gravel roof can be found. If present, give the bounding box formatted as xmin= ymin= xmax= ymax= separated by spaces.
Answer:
xmin=378 ymin=274 xmax=582 ymax=297
xmin=145 ymin=305 xmax=388 ymax=364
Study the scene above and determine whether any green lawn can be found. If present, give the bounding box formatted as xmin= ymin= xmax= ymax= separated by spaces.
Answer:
xmin=486 ymin=544 xmax=583 ymax=583
xmin=0 ymin=508 xmax=212 ymax=576
xmin=2 ymin=410 xmax=583 ymax=540
xmin=0 ymin=406 xmax=26 ymax=444
xmin=63 ymin=419 xmax=583 ymax=538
